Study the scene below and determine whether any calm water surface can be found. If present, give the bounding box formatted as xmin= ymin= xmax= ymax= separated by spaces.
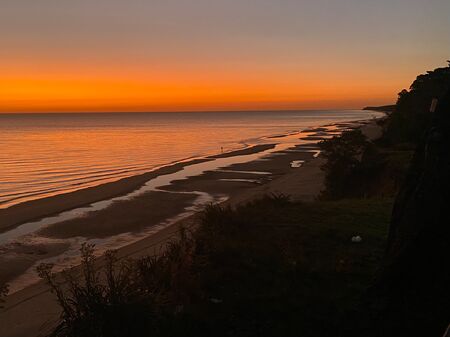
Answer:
xmin=0 ymin=110 xmax=380 ymax=208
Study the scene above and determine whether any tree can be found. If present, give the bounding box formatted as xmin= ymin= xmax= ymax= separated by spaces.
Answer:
xmin=319 ymin=129 xmax=368 ymax=198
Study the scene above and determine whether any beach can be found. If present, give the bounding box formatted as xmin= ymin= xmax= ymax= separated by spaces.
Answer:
xmin=2 ymin=1 xmax=446 ymax=333
xmin=0 ymin=116 xmax=382 ymax=337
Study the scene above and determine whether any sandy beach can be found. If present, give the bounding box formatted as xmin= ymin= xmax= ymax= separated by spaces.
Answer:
xmin=0 ymin=118 xmax=382 ymax=337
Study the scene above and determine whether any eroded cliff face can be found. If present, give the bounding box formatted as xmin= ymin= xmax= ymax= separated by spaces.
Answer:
xmin=371 ymin=91 xmax=450 ymax=337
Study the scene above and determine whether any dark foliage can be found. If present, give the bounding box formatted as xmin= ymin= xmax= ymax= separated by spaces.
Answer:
xmin=38 ymin=64 xmax=450 ymax=337
xmin=319 ymin=129 xmax=368 ymax=199
xmin=40 ymin=195 xmax=392 ymax=337
xmin=365 ymin=89 xmax=450 ymax=337
xmin=37 ymin=244 xmax=155 ymax=337
xmin=38 ymin=234 xmax=197 ymax=337
xmin=319 ymin=128 xmax=414 ymax=200
xmin=181 ymin=197 xmax=392 ymax=337
xmin=382 ymin=63 xmax=450 ymax=144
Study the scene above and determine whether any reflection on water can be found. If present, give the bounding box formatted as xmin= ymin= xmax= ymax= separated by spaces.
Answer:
xmin=0 ymin=112 xmax=384 ymax=292
xmin=0 ymin=137 xmax=293 ymax=244
xmin=0 ymin=110 xmax=380 ymax=208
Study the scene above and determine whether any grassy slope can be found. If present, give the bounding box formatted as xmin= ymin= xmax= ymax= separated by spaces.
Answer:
xmin=167 ymin=197 xmax=393 ymax=337
xmin=35 ymin=129 xmax=410 ymax=337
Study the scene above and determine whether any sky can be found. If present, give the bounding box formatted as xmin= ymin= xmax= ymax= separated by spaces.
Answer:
xmin=1 ymin=0 xmax=449 ymax=112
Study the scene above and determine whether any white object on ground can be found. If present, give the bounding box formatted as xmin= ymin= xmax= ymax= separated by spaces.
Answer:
xmin=351 ymin=236 xmax=362 ymax=243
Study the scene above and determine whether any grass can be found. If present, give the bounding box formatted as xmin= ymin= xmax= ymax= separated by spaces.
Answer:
xmin=39 ymin=195 xmax=393 ymax=337
xmin=167 ymin=196 xmax=394 ymax=337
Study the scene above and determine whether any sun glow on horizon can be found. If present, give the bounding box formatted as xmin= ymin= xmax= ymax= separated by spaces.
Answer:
xmin=0 ymin=61 xmax=405 ymax=113
xmin=1 ymin=0 xmax=448 ymax=113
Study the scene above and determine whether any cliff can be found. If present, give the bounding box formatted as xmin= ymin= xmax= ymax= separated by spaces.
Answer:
xmin=367 ymin=65 xmax=450 ymax=337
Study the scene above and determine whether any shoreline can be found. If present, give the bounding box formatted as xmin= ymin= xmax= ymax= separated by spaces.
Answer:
xmin=0 ymin=141 xmax=287 ymax=290
xmin=0 ymin=116 xmax=383 ymax=337
xmin=0 ymin=118 xmax=379 ymax=285
xmin=0 ymin=144 xmax=276 ymax=234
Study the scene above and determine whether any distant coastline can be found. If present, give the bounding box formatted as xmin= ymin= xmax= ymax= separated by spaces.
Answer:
xmin=363 ymin=104 xmax=395 ymax=113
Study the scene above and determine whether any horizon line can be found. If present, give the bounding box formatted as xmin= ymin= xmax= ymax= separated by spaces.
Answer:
xmin=0 ymin=106 xmax=386 ymax=115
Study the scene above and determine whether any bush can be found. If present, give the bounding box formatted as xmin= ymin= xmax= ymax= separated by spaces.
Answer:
xmin=38 ymin=233 xmax=197 ymax=337
xmin=319 ymin=129 xmax=368 ymax=199
xmin=37 ymin=195 xmax=393 ymax=337
xmin=37 ymin=243 xmax=155 ymax=337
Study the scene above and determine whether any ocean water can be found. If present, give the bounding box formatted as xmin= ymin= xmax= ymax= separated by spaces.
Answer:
xmin=0 ymin=110 xmax=380 ymax=209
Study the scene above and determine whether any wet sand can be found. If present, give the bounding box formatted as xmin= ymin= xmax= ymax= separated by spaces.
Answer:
xmin=38 ymin=191 xmax=198 ymax=239
xmin=0 ymin=118 xmax=383 ymax=337
xmin=0 ymin=123 xmax=350 ymax=287
xmin=0 ymin=144 xmax=278 ymax=233
xmin=0 ymin=121 xmax=381 ymax=288
xmin=0 ymin=159 xmax=210 ymax=233
xmin=0 ymin=142 xmax=293 ymax=291
xmin=0 ymin=242 xmax=70 ymax=286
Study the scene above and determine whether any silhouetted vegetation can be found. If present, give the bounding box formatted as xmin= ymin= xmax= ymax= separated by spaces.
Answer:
xmin=38 ymin=63 xmax=450 ymax=337
xmin=382 ymin=62 xmax=450 ymax=144
xmin=319 ymin=129 xmax=368 ymax=198
xmin=188 ymin=197 xmax=392 ymax=337
xmin=319 ymin=130 xmax=413 ymax=199
xmin=317 ymin=63 xmax=450 ymax=337
xmin=317 ymin=64 xmax=450 ymax=199
xmin=37 ymin=236 xmax=197 ymax=337
xmin=40 ymin=195 xmax=392 ymax=337
xmin=365 ymin=74 xmax=450 ymax=337
xmin=322 ymin=63 xmax=450 ymax=337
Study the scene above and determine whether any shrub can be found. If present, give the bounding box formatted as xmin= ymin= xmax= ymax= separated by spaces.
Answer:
xmin=37 ymin=233 xmax=197 ymax=337
xmin=319 ymin=129 xmax=368 ymax=199
xmin=138 ymin=228 xmax=199 ymax=310
xmin=37 ymin=243 xmax=157 ymax=337
xmin=382 ymin=63 xmax=450 ymax=145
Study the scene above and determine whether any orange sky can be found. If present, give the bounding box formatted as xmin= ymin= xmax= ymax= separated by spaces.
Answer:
xmin=0 ymin=58 xmax=413 ymax=112
xmin=1 ymin=1 xmax=449 ymax=113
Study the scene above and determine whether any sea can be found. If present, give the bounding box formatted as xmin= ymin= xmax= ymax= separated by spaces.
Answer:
xmin=0 ymin=110 xmax=381 ymax=209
